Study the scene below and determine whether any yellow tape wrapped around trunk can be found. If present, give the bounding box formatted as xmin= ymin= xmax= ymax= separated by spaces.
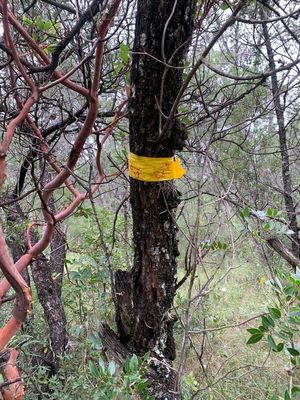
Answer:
xmin=128 ymin=152 xmax=186 ymax=182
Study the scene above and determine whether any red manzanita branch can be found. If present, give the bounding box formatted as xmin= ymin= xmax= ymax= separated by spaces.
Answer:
xmin=0 ymin=4 xmax=122 ymax=396
xmin=41 ymin=0 xmax=122 ymax=210
xmin=93 ymin=99 xmax=128 ymax=189
xmin=0 ymin=1 xmax=39 ymax=187
xmin=0 ymin=4 xmax=35 ymax=392
xmin=0 ymin=6 xmax=36 ymax=390
xmin=33 ymin=102 xmax=128 ymax=222
xmin=0 ymin=0 xmax=89 ymax=97
xmin=1 ymin=349 xmax=24 ymax=400
xmin=0 ymin=0 xmax=123 ymax=299
xmin=24 ymin=114 xmax=81 ymax=198
xmin=0 ymin=90 xmax=38 ymax=189
xmin=7 ymin=64 xmax=81 ymax=201
xmin=39 ymin=38 xmax=101 ymax=93
xmin=0 ymin=219 xmax=54 ymax=299
xmin=2 ymin=0 xmax=34 ymax=90
xmin=0 ymin=225 xmax=31 ymax=353
xmin=0 ymin=96 xmax=127 ymax=298
xmin=0 ymin=319 xmax=22 ymax=353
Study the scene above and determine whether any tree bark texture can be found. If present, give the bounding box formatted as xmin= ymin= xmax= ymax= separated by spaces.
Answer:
xmin=5 ymin=198 xmax=30 ymax=286
xmin=4 ymin=187 xmax=67 ymax=374
xmin=30 ymin=250 xmax=67 ymax=374
xmin=115 ymin=1 xmax=196 ymax=397
xmin=262 ymin=17 xmax=300 ymax=261
xmin=30 ymin=168 xmax=67 ymax=373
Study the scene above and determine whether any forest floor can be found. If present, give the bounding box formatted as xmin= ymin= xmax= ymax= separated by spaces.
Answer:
xmin=174 ymin=250 xmax=293 ymax=400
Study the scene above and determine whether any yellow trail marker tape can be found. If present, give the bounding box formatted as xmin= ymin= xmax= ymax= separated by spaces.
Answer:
xmin=128 ymin=152 xmax=186 ymax=182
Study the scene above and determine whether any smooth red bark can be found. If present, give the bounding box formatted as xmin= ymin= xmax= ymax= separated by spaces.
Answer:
xmin=0 ymin=1 xmax=122 ymax=397
xmin=1 ymin=349 xmax=24 ymax=400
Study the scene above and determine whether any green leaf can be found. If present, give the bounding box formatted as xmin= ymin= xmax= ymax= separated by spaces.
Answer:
xmin=261 ymin=315 xmax=273 ymax=330
xmin=129 ymin=354 xmax=139 ymax=371
xmin=277 ymin=328 xmax=292 ymax=340
xmin=44 ymin=43 xmax=57 ymax=54
xmin=87 ymin=332 xmax=102 ymax=349
xmin=277 ymin=343 xmax=284 ymax=352
xmin=69 ymin=271 xmax=82 ymax=281
xmin=292 ymin=386 xmax=300 ymax=396
xmin=124 ymin=358 xmax=130 ymax=374
xmin=114 ymin=62 xmax=123 ymax=74
xmin=98 ymin=357 xmax=106 ymax=374
xmin=268 ymin=307 xmax=281 ymax=319
xmin=284 ymin=285 xmax=295 ymax=297
xmin=259 ymin=325 xmax=268 ymax=332
xmin=285 ymin=389 xmax=291 ymax=400
xmin=89 ymin=360 xmax=99 ymax=378
xmin=267 ymin=335 xmax=277 ymax=351
xmin=291 ymin=357 xmax=297 ymax=366
xmin=287 ymin=348 xmax=300 ymax=357
xmin=119 ymin=43 xmax=130 ymax=63
xmin=209 ymin=240 xmax=228 ymax=251
xmin=108 ymin=360 xmax=116 ymax=376
xmin=43 ymin=20 xmax=52 ymax=31
xmin=261 ymin=316 xmax=271 ymax=331
xmin=35 ymin=16 xmax=45 ymax=30
xmin=246 ymin=333 xmax=263 ymax=345
xmin=240 ymin=207 xmax=250 ymax=218
xmin=295 ymin=267 xmax=300 ymax=279
xmin=247 ymin=328 xmax=262 ymax=335
xmin=22 ymin=16 xmax=33 ymax=26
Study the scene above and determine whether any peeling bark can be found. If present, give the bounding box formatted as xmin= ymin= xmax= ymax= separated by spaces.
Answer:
xmin=0 ymin=349 xmax=24 ymax=400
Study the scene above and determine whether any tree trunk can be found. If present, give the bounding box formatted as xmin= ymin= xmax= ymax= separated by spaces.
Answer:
xmin=5 ymin=198 xmax=30 ymax=286
xmin=262 ymin=16 xmax=300 ymax=261
xmin=30 ymin=251 xmax=67 ymax=374
xmin=30 ymin=167 xmax=68 ymax=373
xmin=4 ymin=165 xmax=67 ymax=374
xmin=115 ymin=1 xmax=196 ymax=398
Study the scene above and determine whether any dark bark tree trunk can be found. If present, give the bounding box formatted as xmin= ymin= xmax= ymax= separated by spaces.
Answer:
xmin=30 ymin=167 xmax=68 ymax=373
xmin=115 ymin=1 xmax=196 ymax=398
xmin=4 ymin=164 xmax=67 ymax=374
xmin=30 ymin=249 xmax=67 ymax=374
xmin=5 ymin=198 xmax=30 ymax=286
xmin=262 ymin=17 xmax=300 ymax=261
